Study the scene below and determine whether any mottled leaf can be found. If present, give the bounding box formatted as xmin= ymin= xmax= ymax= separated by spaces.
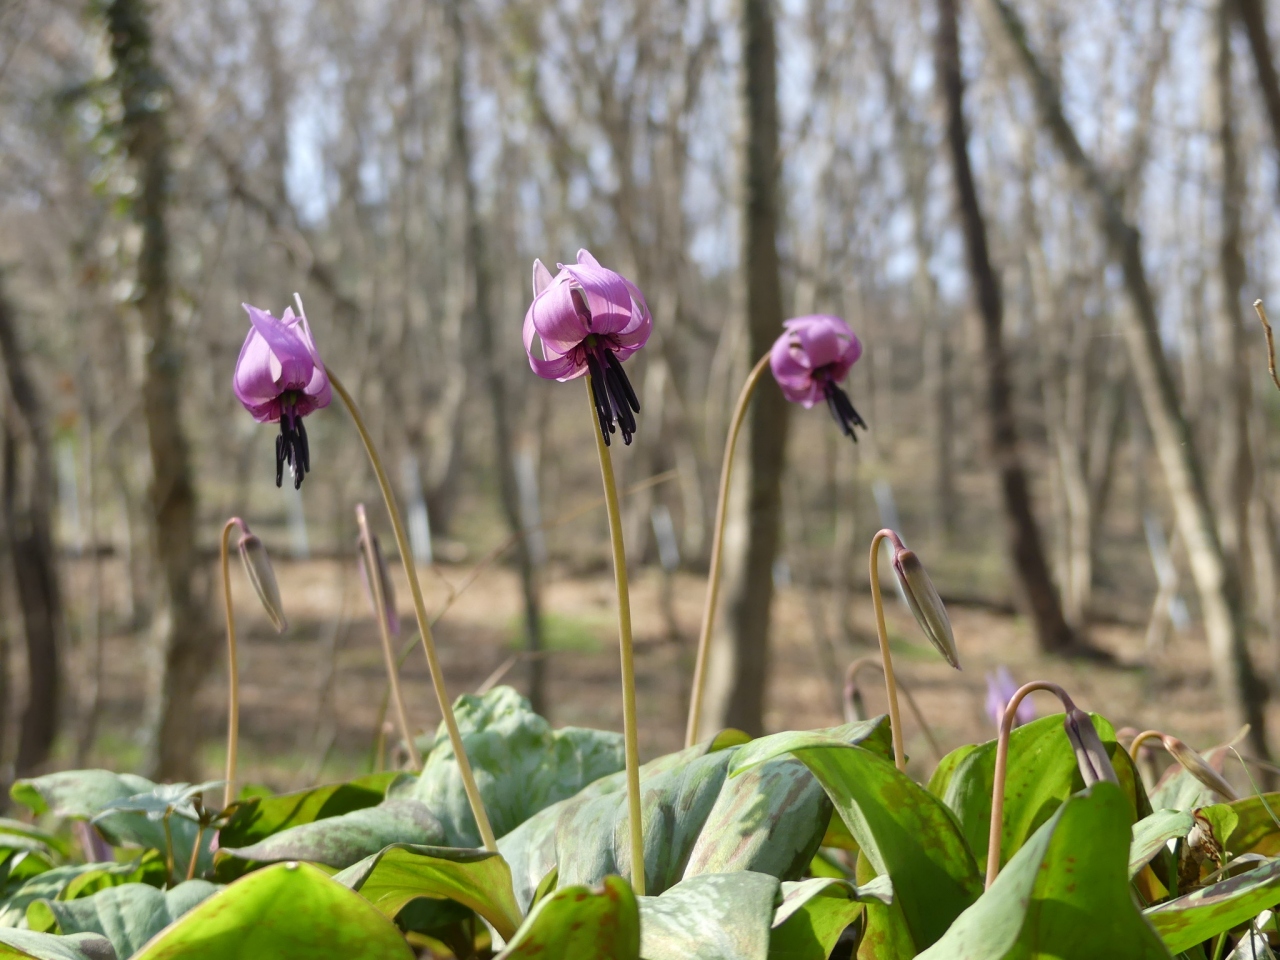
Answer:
xmin=1145 ymin=858 xmax=1280 ymax=953
xmin=768 ymin=876 xmax=892 ymax=960
xmin=28 ymin=881 xmax=217 ymax=958
xmin=638 ymin=872 xmax=778 ymax=960
xmin=10 ymin=774 xmax=155 ymax=822
xmin=217 ymin=774 xmax=397 ymax=850
xmin=0 ymin=930 xmax=116 ymax=960
xmin=1130 ymin=810 xmax=1195 ymax=879
xmin=494 ymin=875 xmax=638 ymax=960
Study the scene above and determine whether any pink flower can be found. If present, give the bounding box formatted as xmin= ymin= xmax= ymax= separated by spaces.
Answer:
xmin=523 ymin=250 xmax=651 ymax=445
xmin=985 ymin=666 xmax=1035 ymax=730
xmin=233 ymin=297 xmax=331 ymax=488
xmin=769 ymin=314 xmax=866 ymax=439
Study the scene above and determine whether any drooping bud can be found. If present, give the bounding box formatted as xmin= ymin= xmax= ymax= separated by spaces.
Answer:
xmin=1162 ymin=735 xmax=1238 ymax=802
xmin=1063 ymin=708 xmax=1119 ymax=786
xmin=356 ymin=505 xmax=400 ymax=636
xmin=237 ymin=532 xmax=287 ymax=633
xmin=889 ymin=537 xmax=960 ymax=669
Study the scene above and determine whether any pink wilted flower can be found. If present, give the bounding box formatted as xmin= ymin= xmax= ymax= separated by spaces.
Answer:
xmin=233 ymin=296 xmax=330 ymax=489
xmin=770 ymin=314 xmax=866 ymax=439
xmin=985 ymin=666 xmax=1035 ymax=730
xmin=523 ymin=250 xmax=651 ymax=445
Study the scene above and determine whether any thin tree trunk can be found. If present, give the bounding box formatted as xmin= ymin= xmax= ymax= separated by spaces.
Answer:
xmin=0 ymin=280 xmax=62 ymax=775
xmin=702 ymin=0 xmax=790 ymax=738
xmin=977 ymin=0 xmax=1270 ymax=758
xmin=447 ymin=0 xmax=544 ymax=715
xmin=1236 ymin=0 xmax=1280 ymax=202
xmin=104 ymin=0 xmax=207 ymax=780
xmin=936 ymin=0 xmax=1075 ymax=653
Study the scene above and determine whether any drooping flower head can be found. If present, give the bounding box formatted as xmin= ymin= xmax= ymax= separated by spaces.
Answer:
xmin=233 ymin=295 xmax=331 ymax=489
xmin=985 ymin=666 xmax=1034 ymax=730
xmin=770 ymin=314 xmax=866 ymax=439
xmin=523 ymin=249 xmax=652 ymax=445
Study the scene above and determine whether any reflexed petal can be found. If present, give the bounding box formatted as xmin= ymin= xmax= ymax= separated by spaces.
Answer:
xmin=770 ymin=332 xmax=821 ymax=407
xmin=562 ymin=262 xmax=632 ymax=335
xmin=529 ymin=276 xmax=590 ymax=348
xmin=532 ymin=259 xmax=554 ymax=296
xmin=242 ymin=304 xmax=314 ymax=391
xmin=523 ymin=305 xmax=585 ymax=380
xmin=233 ymin=329 xmax=282 ymax=406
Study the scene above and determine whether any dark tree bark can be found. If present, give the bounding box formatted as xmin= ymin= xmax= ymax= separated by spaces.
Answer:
xmin=976 ymin=0 xmax=1270 ymax=759
xmin=447 ymin=0 xmax=545 ymax=714
xmin=0 ymin=279 xmax=62 ymax=775
xmin=936 ymin=0 xmax=1076 ymax=654
xmin=702 ymin=0 xmax=790 ymax=738
xmin=104 ymin=0 xmax=208 ymax=780
xmin=1237 ymin=0 xmax=1280 ymax=200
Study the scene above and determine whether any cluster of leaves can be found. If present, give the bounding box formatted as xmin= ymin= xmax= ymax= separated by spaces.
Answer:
xmin=3 ymin=686 xmax=1280 ymax=959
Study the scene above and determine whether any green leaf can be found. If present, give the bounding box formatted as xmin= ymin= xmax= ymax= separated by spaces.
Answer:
xmin=412 ymin=686 xmax=625 ymax=848
xmin=916 ymin=782 xmax=1170 ymax=959
xmin=1217 ymin=793 xmax=1280 ymax=858
xmin=637 ymin=872 xmax=778 ymax=960
xmin=217 ymin=774 xmax=397 ymax=850
xmin=768 ymin=876 xmax=892 ymax=960
xmin=2 ymin=864 xmax=147 ymax=929
xmin=0 ymin=930 xmax=116 ymax=960
xmin=11 ymin=774 xmax=156 ymax=821
xmin=333 ymin=843 xmax=522 ymax=940
xmin=931 ymin=713 xmax=1147 ymax=875
xmin=493 ymin=875 xmax=638 ymax=959
xmin=130 ymin=862 xmax=413 ymax=960
xmin=499 ymin=720 xmax=888 ymax=911
xmin=0 ymin=824 xmax=67 ymax=862
xmin=1145 ymin=858 xmax=1280 ymax=953
xmin=1130 ymin=810 xmax=1195 ymax=879
xmin=217 ymin=800 xmax=444 ymax=870
xmin=91 ymin=810 xmax=213 ymax=883
xmin=732 ymin=733 xmax=981 ymax=953
xmin=28 ymin=881 xmax=217 ymax=958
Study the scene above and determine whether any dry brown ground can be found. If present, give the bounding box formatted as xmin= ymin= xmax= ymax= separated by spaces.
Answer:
xmin=45 ymin=555 xmax=1277 ymax=791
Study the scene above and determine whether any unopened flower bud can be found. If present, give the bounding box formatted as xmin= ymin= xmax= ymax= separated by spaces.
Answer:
xmin=357 ymin=528 xmax=400 ymax=637
xmin=891 ymin=543 xmax=960 ymax=669
xmin=1063 ymin=708 xmax=1118 ymax=786
xmin=1163 ymin=735 xmax=1238 ymax=802
xmin=237 ymin=533 xmax=287 ymax=633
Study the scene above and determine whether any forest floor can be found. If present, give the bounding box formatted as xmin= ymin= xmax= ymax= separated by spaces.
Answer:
xmin=46 ymin=555 xmax=1278 ymax=792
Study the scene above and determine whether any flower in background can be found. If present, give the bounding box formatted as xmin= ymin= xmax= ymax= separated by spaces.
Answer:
xmin=233 ymin=296 xmax=331 ymax=489
xmin=985 ymin=666 xmax=1034 ymax=730
xmin=770 ymin=314 xmax=866 ymax=439
xmin=523 ymin=250 xmax=652 ymax=445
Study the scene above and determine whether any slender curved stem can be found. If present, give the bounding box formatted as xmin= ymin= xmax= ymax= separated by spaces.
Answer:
xmin=328 ymin=369 xmax=497 ymax=851
xmin=186 ymin=824 xmax=202 ymax=882
xmin=986 ymin=681 xmax=1073 ymax=889
xmin=357 ymin=504 xmax=422 ymax=772
xmin=685 ymin=351 xmax=772 ymax=747
xmin=1128 ymin=729 xmax=1165 ymax=763
xmin=221 ymin=519 xmax=240 ymax=810
xmin=587 ymin=377 xmax=646 ymax=896
xmin=869 ymin=530 xmax=908 ymax=772
xmin=844 ymin=657 xmax=944 ymax=763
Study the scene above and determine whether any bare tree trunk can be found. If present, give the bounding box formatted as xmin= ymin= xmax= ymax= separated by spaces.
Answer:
xmin=0 ymin=279 xmax=62 ymax=775
xmin=1237 ymin=0 xmax=1280 ymax=201
xmin=977 ymin=0 xmax=1270 ymax=758
xmin=1210 ymin=0 xmax=1255 ymax=582
xmin=936 ymin=0 xmax=1075 ymax=653
xmin=448 ymin=0 xmax=544 ymax=715
xmin=702 ymin=0 xmax=790 ymax=738
xmin=104 ymin=0 xmax=208 ymax=780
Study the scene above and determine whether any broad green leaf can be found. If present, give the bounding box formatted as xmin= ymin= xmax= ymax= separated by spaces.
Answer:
xmin=1130 ymin=810 xmax=1195 ymax=879
xmin=11 ymin=775 xmax=155 ymax=821
xmin=217 ymin=799 xmax=444 ymax=870
xmin=413 ymin=686 xmax=624 ymax=848
xmin=732 ymin=734 xmax=981 ymax=953
xmin=494 ymin=875 xmax=638 ymax=959
xmin=0 ymin=825 xmax=67 ymax=862
xmin=1 ymin=852 xmax=56 ymax=908
xmin=0 ymin=930 xmax=115 ymax=960
xmin=638 ymin=872 xmax=778 ymax=960
xmin=500 ymin=720 xmax=888 ymax=912
xmin=768 ymin=876 xmax=892 ymax=960
xmin=333 ymin=843 xmax=522 ymax=940
xmin=28 ymin=882 xmax=217 ymax=958
xmin=2 ymin=864 xmax=147 ymax=929
xmin=925 ymin=743 xmax=980 ymax=799
xmin=916 ymin=782 xmax=1170 ymax=959
xmin=90 ymin=811 xmax=212 ymax=883
xmin=932 ymin=713 xmax=1147 ymax=873
xmin=1218 ymin=794 xmax=1280 ymax=858
xmin=217 ymin=774 xmax=397 ymax=850
xmin=131 ymin=862 xmax=414 ymax=960
xmin=1145 ymin=859 xmax=1280 ymax=953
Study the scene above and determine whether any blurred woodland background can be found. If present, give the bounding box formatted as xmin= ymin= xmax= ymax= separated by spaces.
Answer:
xmin=3 ymin=0 xmax=1280 ymax=793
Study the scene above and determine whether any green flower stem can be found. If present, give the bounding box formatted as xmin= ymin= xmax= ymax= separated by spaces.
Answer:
xmin=356 ymin=505 xmax=423 ymax=772
xmin=328 ymin=369 xmax=497 ymax=852
xmin=220 ymin=519 xmax=241 ymax=810
xmin=868 ymin=530 xmax=908 ymax=773
xmin=685 ymin=351 xmax=772 ymax=748
xmin=986 ymin=680 xmax=1071 ymax=889
xmin=587 ymin=376 xmax=646 ymax=896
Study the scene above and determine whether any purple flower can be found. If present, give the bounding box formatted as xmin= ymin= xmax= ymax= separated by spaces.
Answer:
xmin=770 ymin=314 xmax=866 ymax=439
xmin=523 ymin=250 xmax=652 ymax=445
xmin=233 ymin=297 xmax=330 ymax=489
xmin=985 ymin=666 xmax=1035 ymax=730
